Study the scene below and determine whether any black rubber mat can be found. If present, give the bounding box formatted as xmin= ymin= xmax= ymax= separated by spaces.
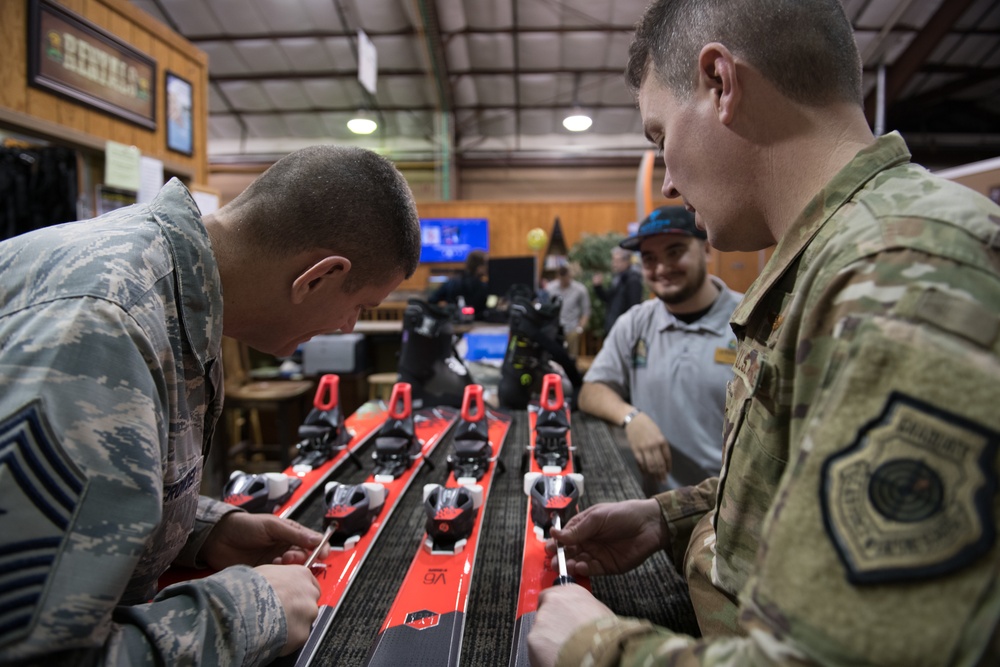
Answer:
xmin=282 ymin=411 xmax=699 ymax=666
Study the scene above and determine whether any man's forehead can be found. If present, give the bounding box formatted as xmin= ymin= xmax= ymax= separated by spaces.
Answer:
xmin=640 ymin=234 xmax=693 ymax=253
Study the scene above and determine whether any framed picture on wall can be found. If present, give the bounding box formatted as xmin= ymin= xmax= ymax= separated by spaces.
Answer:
xmin=27 ymin=0 xmax=156 ymax=129
xmin=165 ymin=71 xmax=193 ymax=156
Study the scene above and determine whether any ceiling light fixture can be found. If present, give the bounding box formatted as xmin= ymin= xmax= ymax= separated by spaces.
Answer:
xmin=562 ymin=109 xmax=593 ymax=132
xmin=563 ymin=73 xmax=592 ymax=132
xmin=347 ymin=112 xmax=377 ymax=135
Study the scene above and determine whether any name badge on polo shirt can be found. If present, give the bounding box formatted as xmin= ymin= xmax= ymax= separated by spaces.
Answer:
xmin=631 ymin=338 xmax=648 ymax=369
xmin=714 ymin=340 xmax=737 ymax=365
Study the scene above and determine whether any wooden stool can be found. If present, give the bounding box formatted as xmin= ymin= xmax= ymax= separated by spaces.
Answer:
xmin=220 ymin=337 xmax=313 ymax=474
xmin=367 ymin=372 xmax=398 ymax=401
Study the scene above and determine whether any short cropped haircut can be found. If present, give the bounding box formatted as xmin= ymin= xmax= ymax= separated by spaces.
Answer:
xmin=225 ymin=145 xmax=420 ymax=292
xmin=626 ymin=0 xmax=862 ymax=107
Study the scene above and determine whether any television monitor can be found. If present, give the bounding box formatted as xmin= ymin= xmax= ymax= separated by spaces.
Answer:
xmin=487 ymin=255 xmax=538 ymax=297
xmin=419 ymin=217 xmax=489 ymax=263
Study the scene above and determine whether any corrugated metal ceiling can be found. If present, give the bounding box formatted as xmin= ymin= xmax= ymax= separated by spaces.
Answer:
xmin=128 ymin=0 xmax=1000 ymax=169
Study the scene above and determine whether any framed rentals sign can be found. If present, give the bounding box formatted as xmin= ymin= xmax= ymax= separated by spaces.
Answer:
xmin=166 ymin=71 xmax=193 ymax=155
xmin=28 ymin=0 xmax=156 ymax=129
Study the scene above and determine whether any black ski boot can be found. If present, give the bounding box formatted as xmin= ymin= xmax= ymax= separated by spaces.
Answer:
xmin=498 ymin=294 xmax=582 ymax=410
xmin=398 ymin=299 xmax=474 ymax=408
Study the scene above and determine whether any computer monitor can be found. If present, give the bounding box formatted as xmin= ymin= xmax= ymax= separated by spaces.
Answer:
xmin=487 ymin=255 xmax=537 ymax=298
xmin=419 ymin=217 xmax=489 ymax=263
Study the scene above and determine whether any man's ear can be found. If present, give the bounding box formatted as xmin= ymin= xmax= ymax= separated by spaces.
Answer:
xmin=698 ymin=42 xmax=740 ymax=125
xmin=290 ymin=255 xmax=351 ymax=305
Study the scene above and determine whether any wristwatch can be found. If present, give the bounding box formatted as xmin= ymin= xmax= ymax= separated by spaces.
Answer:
xmin=621 ymin=408 xmax=641 ymax=428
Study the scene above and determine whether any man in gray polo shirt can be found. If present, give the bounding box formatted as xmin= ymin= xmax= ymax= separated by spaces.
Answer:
xmin=579 ymin=206 xmax=741 ymax=492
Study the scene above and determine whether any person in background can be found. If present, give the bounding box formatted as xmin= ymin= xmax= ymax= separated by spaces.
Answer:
xmin=0 ymin=145 xmax=421 ymax=666
xmin=579 ymin=206 xmax=740 ymax=493
xmin=428 ymin=249 xmax=490 ymax=319
xmin=529 ymin=0 xmax=1000 ymax=664
xmin=592 ymin=245 xmax=644 ymax=335
xmin=545 ymin=264 xmax=592 ymax=358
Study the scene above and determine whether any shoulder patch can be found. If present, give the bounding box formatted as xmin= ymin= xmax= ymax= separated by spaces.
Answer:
xmin=0 ymin=402 xmax=86 ymax=645
xmin=822 ymin=392 xmax=998 ymax=585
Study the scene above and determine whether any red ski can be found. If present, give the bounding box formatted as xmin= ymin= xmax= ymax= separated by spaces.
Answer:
xmin=222 ymin=374 xmax=389 ymax=519
xmin=362 ymin=384 xmax=512 ymax=667
xmin=158 ymin=374 xmax=389 ymax=590
xmin=509 ymin=373 xmax=587 ymax=667
xmin=293 ymin=382 xmax=459 ymax=667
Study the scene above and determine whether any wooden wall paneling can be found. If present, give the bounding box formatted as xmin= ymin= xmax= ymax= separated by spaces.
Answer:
xmin=0 ymin=1 xmax=28 ymax=114
xmin=1 ymin=0 xmax=208 ymax=183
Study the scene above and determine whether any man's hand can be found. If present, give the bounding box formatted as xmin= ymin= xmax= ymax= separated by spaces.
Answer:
xmin=626 ymin=412 xmax=672 ymax=481
xmin=528 ymin=584 xmax=614 ymax=667
xmin=592 ymin=272 xmax=604 ymax=287
xmin=200 ymin=512 xmax=330 ymax=570
xmin=255 ymin=564 xmax=321 ymax=656
xmin=545 ymin=498 xmax=668 ymax=577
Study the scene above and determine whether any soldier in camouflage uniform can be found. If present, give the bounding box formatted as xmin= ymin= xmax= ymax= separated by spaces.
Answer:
xmin=529 ymin=0 xmax=1000 ymax=665
xmin=0 ymin=146 xmax=421 ymax=666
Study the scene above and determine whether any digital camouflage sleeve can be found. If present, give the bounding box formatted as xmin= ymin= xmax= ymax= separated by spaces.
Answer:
xmin=0 ymin=180 xmax=287 ymax=666
xmin=556 ymin=133 xmax=1000 ymax=666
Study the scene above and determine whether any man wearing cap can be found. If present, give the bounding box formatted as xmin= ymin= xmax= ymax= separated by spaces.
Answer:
xmin=578 ymin=205 xmax=741 ymax=492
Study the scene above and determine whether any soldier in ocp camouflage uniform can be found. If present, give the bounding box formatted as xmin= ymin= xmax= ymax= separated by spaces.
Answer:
xmin=0 ymin=146 xmax=422 ymax=666
xmin=528 ymin=0 xmax=1000 ymax=665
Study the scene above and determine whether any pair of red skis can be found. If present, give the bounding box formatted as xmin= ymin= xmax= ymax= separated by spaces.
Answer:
xmin=175 ymin=371 xmax=584 ymax=666
xmin=359 ymin=373 xmax=585 ymax=667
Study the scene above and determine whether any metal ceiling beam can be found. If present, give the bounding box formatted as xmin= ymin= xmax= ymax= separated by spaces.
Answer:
xmin=863 ymin=0 xmax=977 ymax=124
xmin=412 ymin=0 xmax=454 ymax=200
xmin=894 ymin=67 xmax=1000 ymax=107
xmin=412 ymin=0 xmax=452 ymax=113
xmin=209 ymin=66 xmax=626 ymax=82
xmin=208 ymin=103 xmax=639 ymax=116
xmin=187 ymin=25 xmax=637 ymax=42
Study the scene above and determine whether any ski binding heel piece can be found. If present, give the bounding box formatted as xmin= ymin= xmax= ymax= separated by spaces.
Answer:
xmin=323 ymin=481 xmax=387 ymax=550
xmin=422 ymin=483 xmax=484 ymax=554
xmin=523 ymin=472 xmax=584 ymax=541
xmin=223 ymin=471 xmax=301 ymax=514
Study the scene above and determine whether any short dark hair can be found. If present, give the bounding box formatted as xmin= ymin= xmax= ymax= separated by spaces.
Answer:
xmin=225 ymin=145 xmax=420 ymax=292
xmin=465 ymin=249 xmax=488 ymax=275
xmin=626 ymin=0 xmax=862 ymax=107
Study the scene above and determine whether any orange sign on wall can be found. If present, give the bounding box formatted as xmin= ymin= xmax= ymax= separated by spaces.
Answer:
xmin=28 ymin=0 xmax=157 ymax=129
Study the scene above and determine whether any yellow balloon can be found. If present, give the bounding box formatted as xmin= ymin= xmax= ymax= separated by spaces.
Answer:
xmin=526 ymin=227 xmax=548 ymax=251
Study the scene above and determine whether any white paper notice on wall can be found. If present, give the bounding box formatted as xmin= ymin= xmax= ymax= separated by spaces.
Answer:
xmin=105 ymin=141 xmax=141 ymax=192
xmin=191 ymin=187 xmax=220 ymax=215
xmin=138 ymin=156 xmax=164 ymax=204
xmin=358 ymin=29 xmax=377 ymax=95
